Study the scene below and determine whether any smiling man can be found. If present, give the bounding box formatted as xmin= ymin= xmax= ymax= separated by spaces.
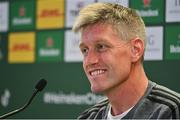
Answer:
xmin=73 ymin=3 xmax=180 ymax=119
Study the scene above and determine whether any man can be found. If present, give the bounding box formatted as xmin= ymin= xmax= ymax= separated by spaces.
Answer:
xmin=72 ymin=3 xmax=180 ymax=119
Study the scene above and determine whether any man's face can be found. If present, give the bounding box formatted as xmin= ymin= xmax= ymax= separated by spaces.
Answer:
xmin=80 ymin=23 xmax=132 ymax=93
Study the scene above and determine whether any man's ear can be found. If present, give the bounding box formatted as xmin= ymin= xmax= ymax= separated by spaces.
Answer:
xmin=130 ymin=38 xmax=145 ymax=62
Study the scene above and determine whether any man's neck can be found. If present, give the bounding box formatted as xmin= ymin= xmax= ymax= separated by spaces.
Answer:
xmin=105 ymin=63 xmax=148 ymax=116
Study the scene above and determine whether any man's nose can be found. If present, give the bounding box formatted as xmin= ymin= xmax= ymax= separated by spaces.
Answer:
xmin=84 ymin=50 xmax=99 ymax=66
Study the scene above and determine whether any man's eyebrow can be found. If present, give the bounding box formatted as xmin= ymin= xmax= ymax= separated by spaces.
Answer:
xmin=95 ymin=39 xmax=113 ymax=46
xmin=79 ymin=42 xmax=86 ymax=48
xmin=79 ymin=39 xmax=110 ymax=47
xmin=96 ymin=39 xmax=108 ymax=43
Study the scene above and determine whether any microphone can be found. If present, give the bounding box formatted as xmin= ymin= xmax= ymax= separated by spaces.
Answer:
xmin=0 ymin=79 xmax=47 ymax=119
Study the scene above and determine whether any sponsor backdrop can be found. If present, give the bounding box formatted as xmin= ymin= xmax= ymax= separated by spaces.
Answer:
xmin=0 ymin=0 xmax=180 ymax=119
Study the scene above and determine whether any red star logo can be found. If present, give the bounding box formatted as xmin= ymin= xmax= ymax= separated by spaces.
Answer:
xmin=19 ymin=6 xmax=25 ymax=17
xmin=143 ymin=0 xmax=151 ymax=8
xmin=47 ymin=37 xmax=54 ymax=48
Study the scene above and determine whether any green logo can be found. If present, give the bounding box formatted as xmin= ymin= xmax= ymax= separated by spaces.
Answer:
xmin=37 ymin=31 xmax=64 ymax=62
xmin=10 ymin=0 xmax=35 ymax=30
xmin=165 ymin=25 xmax=180 ymax=60
xmin=130 ymin=0 xmax=164 ymax=24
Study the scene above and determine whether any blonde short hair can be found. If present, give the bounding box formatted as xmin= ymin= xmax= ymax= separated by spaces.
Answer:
xmin=73 ymin=3 xmax=146 ymax=45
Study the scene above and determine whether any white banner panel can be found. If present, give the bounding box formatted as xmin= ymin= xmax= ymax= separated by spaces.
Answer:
xmin=166 ymin=0 xmax=180 ymax=22
xmin=144 ymin=26 xmax=163 ymax=61
xmin=65 ymin=0 xmax=95 ymax=28
xmin=64 ymin=30 xmax=83 ymax=62
xmin=97 ymin=0 xmax=129 ymax=7
xmin=0 ymin=2 xmax=9 ymax=32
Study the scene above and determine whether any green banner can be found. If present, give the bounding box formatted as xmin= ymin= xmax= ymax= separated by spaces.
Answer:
xmin=130 ymin=0 xmax=164 ymax=24
xmin=165 ymin=25 xmax=180 ymax=60
xmin=36 ymin=30 xmax=64 ymax=62
xmin=10 ymin=0 xmax=35 ymax=30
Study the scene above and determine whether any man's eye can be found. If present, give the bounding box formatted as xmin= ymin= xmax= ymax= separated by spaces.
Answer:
xmin=97 ymin=44 xmax=108 ymax=51
xmin=81 ymin=48 xmax=88 ymax=55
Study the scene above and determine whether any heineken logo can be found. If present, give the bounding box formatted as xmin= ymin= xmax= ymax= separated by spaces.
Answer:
xmin=19 ymin=6 xmax=25 ymax=17
xmin=143 ymin=0 xmax=151 ymax=8
xmin=137 ymin=9 xmax=158 ymax=17
xmin=39 ymin=37 xmax=60 ymax=56
xmin=12 ymin=5 xmax=32 ymax=25
xmin=132 ymin=0 xmax=164 ymax=24
xmin=37 ymin=31 xmax=63 ymax=61
xmin=39 ymin=49 xmax=60 ymax=56
xmin=12 ymin=18 xmax=32 ymax=25
xmin=165 ymin=26 xmax=180 ymax=60
xmin=170 ymin=45 xmax=180 ymax=53
xmin=47 ymin=37 xmax=54 ymax=48
xmin=10 ymin=1 xmax=34 ymax=30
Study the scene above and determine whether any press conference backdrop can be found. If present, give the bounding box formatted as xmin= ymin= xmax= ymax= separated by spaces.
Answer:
xmin=0 ymin=0 xmax=180 ymax=118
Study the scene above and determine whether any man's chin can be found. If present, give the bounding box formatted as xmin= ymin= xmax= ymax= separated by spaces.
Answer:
xmin=91 ymin=86 xmax=104 ymax=94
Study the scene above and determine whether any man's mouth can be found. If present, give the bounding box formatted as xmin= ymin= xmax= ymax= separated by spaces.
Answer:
xmin=89 ymin=69 xmax=106 ymax=76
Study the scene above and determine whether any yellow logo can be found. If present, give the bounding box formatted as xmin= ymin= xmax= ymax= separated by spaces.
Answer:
xmin=8 ymin=32 xmax=35 ymax=63
xmin=37 ymin=0 xmax=64 ymax=29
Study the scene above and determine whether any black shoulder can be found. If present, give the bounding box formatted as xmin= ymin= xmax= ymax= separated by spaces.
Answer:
xmin=78 ymin=98 xmax=109 ymax=119
xmin=148 ymin=84 xmax=180 ymax=118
